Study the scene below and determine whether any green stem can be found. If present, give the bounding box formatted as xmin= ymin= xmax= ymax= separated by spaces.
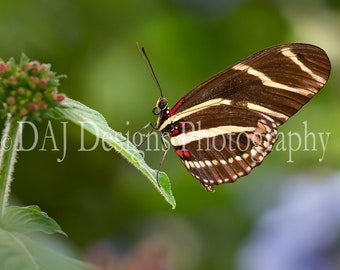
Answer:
xmin=0 ymin=114 xmax=22 ymax=217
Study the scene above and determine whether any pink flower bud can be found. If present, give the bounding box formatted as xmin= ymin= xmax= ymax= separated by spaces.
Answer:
xmin=0 ymin=62 xmax=7 ymax=74
xmin=9 ymin=75 xmax=17 ymax=84
xmin=54 ymin=94 xmax=65 ymax=102
xmin=6 ymin=96 xmax=16 ymax=105
xmin=19 ymin=108 xmax=28 ymax=116
xmin=39 ymin=101 xmax=48 ymax=110
xmin=17 ymin=87 xmax=25 ymax=95
xmin=27 ymin=102 xmax=39 ymax=111
xmin=38 ymin=77 xmax=49 ymax=88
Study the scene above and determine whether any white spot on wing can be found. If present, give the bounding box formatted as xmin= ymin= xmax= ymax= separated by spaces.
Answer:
xmin=242 ymin=153 xmax=249 ymax=159
xmin=220 ymin=160 xmax=227 ymax=165
xmin=251 ymin=148 xmax=257 ymax=156
xmin=188 ymin=161 xmax=195 ymax=168
xmin=193 ymin=161 xmax=201 ymax=168
xmin=205 ymin=160 xmax=213 ymax=167
xmin=212 ymin=160 xmax=219 ymax=166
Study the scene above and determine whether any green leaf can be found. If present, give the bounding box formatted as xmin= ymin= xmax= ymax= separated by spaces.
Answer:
xmin=51 ymin=97 xmax=176 ymax=208
xmin=1 ymin=206 xmax=66 ymax=236
xmin=0 ymin=229 xmax=93 ymax=270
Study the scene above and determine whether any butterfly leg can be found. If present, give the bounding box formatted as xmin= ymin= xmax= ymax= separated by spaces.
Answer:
xmin=120 ymin=122 xmax=156 ymax=147
xmin=154 ymin=133 xmax=170 ymax=186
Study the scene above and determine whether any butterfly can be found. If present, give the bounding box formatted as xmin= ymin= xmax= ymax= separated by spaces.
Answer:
xmin=137 ymin=43 xmax=331 ymax=192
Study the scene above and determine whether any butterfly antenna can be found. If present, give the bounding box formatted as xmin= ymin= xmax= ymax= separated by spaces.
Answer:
xmin=136 ymin=42 xmax=164 ymax=97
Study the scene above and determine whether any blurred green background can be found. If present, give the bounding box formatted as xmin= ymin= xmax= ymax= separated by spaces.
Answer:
xmin=1 ymin=0 xmax=340 ymax=269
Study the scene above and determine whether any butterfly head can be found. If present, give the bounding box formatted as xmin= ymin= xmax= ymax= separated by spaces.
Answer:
xmin=153 ymin=97 xmax=170 ymax=130
xmin=153 ymin=97 xmax=168 ymax=115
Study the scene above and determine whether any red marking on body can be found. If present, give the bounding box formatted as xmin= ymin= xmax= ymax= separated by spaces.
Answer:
xmin=170 ymin=129 xmax=180 ymax=137
xmin=170 ymin=99 xmax=184 ymax=116
xmin=176 ymin=149 xmax=184 ymax=157
xmin=176 ymin=149 xmax=190 ymax=158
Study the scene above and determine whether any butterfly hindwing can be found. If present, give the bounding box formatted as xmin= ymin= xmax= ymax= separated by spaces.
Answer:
xmin=170 ymin=105 xmax=278 ymax=191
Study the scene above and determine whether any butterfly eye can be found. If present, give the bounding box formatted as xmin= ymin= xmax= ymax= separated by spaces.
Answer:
xmin=152 ymin=106 xmax=160 ymax=115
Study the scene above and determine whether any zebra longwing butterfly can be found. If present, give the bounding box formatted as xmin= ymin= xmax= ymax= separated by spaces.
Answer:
xmin=139 ymin=43 xmax=331 ymax=192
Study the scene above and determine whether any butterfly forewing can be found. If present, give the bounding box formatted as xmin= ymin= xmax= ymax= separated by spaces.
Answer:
xmin=156 ymin=43 xmax=331 ymax=191
xmin=170 ymin=43 xmax=330 ymax=125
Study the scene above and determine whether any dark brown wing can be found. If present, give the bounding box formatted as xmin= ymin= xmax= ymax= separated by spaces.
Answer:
xmin=170 ymin=43 xmax=331 ymax=126
xmin=168 ymin=43 xmax=331 ymax=191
